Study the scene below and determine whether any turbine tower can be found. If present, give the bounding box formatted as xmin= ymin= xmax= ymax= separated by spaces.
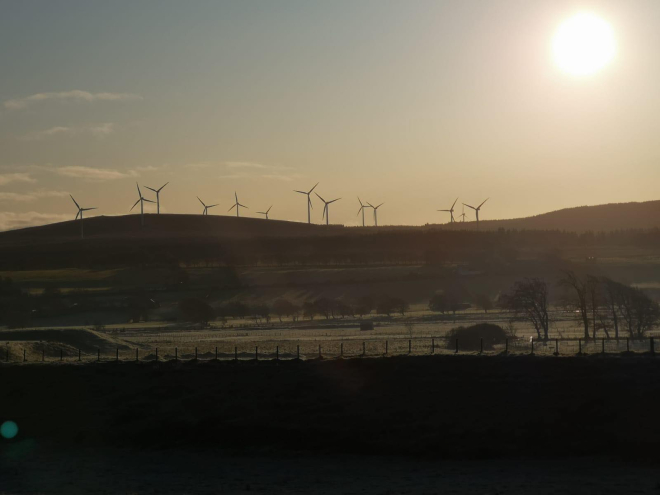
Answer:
xmin=294 ymin=182 xmax=318 ymax=224
xmin=367 ymin=202 xmax=384 ymax=227
xmin=197 ymin=197 xmax=218 ymax=215
xmin=130 ymin=183 xmax=155 ymax=227
xmin=438 ymin=198 xmax=458 ymax=223
xmin=315 ymin=192 xmax=341 ymax=225
xmin=459 ymin=204 xmax=467 ymax=222
xmin=463 ymin=198 xmax=489 ymax=227
xmin=144 ymin=182 xmax=169 ymax=214
xmin=228 ymin=192 xmax=248 ymax=218
xmin=70 ymin=195 xmax=96 ymax=239
xmin=357 ymin=197 xmax=371 ymax=227
xmin=257 ymin=206 xmax=272 ymax=219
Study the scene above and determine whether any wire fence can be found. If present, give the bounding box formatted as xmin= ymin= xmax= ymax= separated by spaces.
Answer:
xmin=3 ymin=337 xmax=657 ymax=363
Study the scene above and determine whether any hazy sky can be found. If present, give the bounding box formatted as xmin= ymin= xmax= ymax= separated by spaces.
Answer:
xmin=1 ymin=0 xmax=659 ymax=230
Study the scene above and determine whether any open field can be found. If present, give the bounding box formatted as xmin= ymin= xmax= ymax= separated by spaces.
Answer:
xmin=2 ymin=355 xmax=660 ymax=493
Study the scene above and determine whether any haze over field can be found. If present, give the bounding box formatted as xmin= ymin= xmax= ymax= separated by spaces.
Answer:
xmin=2 ymin=1 xmax=660 ymax=230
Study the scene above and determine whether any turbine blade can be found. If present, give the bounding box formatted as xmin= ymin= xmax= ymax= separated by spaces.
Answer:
xmin=75 ymin=211 xmax=80 ymax=220
xmin=438 ymin=209 xmax=450 ymax=212
xmin=266 ymin=206 xmax=272 ymax=213
xmin=375 ymin=203 xmax=384 ymax=209
xmin=451 ymin=197 xmax=458 ymax=209
xmin=294 ymin=190 xmax=307 ymax=194
xmin=308 ymin=197 xmax=313 ymax=210
xmin=136 ymin=182 xmax=142 ymax=197
xmin=357 ymin=207 xmax=363 ymax=215
xmin=145 ymin=186 xmax=157 ymax=193
xmin=130 ymin=198 xmax=140 ymax=211
xmin=366 ymin=202 xmax=375 ymax=208
xmin=328 ymin=198 xmax=341 ymax=204
xmin=308 ymin=182 xmax=319 ymax=194
xmin=144 ymin=199 xmax=156 ymax=203
xmin=235 ymin=192 xmax=238 ymax=203
xmin=158 ymin=182 xmax=169 ymax=192
xmin=478 ymin=198 xmax=489 ymax=208
xmin=228 ymin=204 xmax=236 ymax=212
xmin=463 ymin=203 xmax=476 ymax=210
xmin=198 ymin=197 xmax=206 ymax=207
xmin=82 ymin=207 xmax=97 ymax=211
xmin=70 ymin=195 xmax=80 ymax=209
xmin=239 ymin=204 xmax=248 ymax=209
xmin=357 ymin=196 xmax=363 ymax=207
xmin=315 ymin=192 xmax=325 ymax=203
xmin=208 ymin=204 xmax=218 ymax=208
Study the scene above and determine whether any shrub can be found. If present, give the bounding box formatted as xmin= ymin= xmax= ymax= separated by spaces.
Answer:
xmin=445 ymin=323 xmax=507 ymax=351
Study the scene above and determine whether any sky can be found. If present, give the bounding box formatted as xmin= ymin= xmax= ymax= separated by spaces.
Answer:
xmin=1 ymin=0 xmax=659 ymax=230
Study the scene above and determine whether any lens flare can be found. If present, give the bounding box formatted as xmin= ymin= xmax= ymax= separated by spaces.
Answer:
xmin=553 ymin=13 xmax=616 ymax=76
xmin=1 ymin=421 xmax=18 ymax=439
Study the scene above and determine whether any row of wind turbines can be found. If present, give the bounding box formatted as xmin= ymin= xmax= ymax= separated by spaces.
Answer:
xmin=69 ymin=181 xmax=488 ymax=238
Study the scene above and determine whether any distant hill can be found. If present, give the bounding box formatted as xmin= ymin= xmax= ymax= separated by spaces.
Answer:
xmin=442 ymin=200 xmax=660 ymax=233
xmin=0 ymin=214 xmax=345 ymax=245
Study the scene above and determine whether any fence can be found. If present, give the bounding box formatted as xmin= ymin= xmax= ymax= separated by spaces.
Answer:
xmin=3 ymin=337 xmax=657 ymax=363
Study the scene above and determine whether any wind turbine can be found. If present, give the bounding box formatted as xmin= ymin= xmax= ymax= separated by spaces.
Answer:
xmin=438 ymin=198 xmax=458 ymax=223
xmin=130 ymin=183 xmax=155 ymax=227
xmin=294 ymin=182 xmax=318 ymax=224
xmin=228 ymin=192 xmax=248 ymax=218
xmin=463 ymin=198 xmax=489 ymax=227
xmin=459 ymin=204 xmax=467 ymax=222
xmin=367 ymin=202 xmax=384 ymax=227
xmin=257 ymin=206 xmax=273 ymax=219
xmin=70 ymin=195 xmax=96 ymax=239
xmin=197 ymin=197 xmax=218 ymax=215
xmin=315 ymin=192 xmax=341 ymax=225
xmin=357 ymin=197 xmax=371 ymax=227
xmin=144 ymin=182 xmax=169 ymax=214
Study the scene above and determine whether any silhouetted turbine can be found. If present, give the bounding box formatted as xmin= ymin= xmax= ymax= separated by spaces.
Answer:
xmin=367 ymin=202 xmax=384 ymax=227
xmin=197 ymin=197 xmax=218 ymax=215
xmin=357 ymin=197 xmax=372 ymax=227
xmin=257 ymin=205 xmax=273 ymax=220
xmin=228 ymin=192 xmax=248 ymax=218
xmin=130 ymin=183 xmax=155 ymax=227
xmin=70 ymin=194 xmax=97 ymax=239
xmin=438 ymin=197 xmax=458 ymax=223
xmin=144 ymin=182 xmax=169 ymax=214
xmin=463 ymin=198 xmax=489 ymax=227
xmin=294 ymin=182 xmax=318 ymax=224
xmin=315 ymin=192 xmax=341 ymax=225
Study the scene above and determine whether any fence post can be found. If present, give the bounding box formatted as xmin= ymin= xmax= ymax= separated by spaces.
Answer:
xmin=23 ymin=349 xmax=26 ymax=362
xmin=156 ymin=348 xmax=159 ymax=361
xmin=505 ymin=338 xmax=508 ymax=355
xmin=554 ymin=338 xmax=559 ymax=356
xmin=215 ymin=347 xmax=218 ymax=360
xmin=340 ymin=342 xmax=344 ymax=357
xmin=626 ymin=338 xmax=630 ymax=352
xmin=256 ymin=346 xmax=259 ymax=361
xmin=297 ymin=345 xmax=300 ymax=360
xmin=276 ymin=345 xmax=279 ymax=360
xmin=136 ymin=348 xmax=139 ymax=362
xmin=195 ymin=347 xmax=198 ymax=360
xmin=318 ymin=344 xmax=321 ymax=359
xmin=480 ymin=338 xmax=483 ymax=355
xmin=175 ymin=347 xmax=178 ymax=362
xmin=602 ymin=338 xmax=605 ymax=354
xmin=363 ymin=341 xmax=366 ymax=357
xmin=60 ymin=349 xmax=63 ymax=362
xmin=431 ymin=338 xmax=435 ymax=355
xmin=530 ymin=338 xmax=534 ymax=356
xmin=6 ymin=347 xmax=9 ymax=362
xmin=455 ymin=338 xmax=459 ymax=354
xmin=408 ymin=340 xmax=411 ymax=354
xmin=98 ymin=349 xmax=100 ymax=362
xmin=235 ymin=346 xmax=238 ymax=361
xmin=578 ymin=338 xmax=581 ymax=355
xmin=651 ymin=337 xmax=655 ymax=355
xmin=78 ymin=349 xmax=81 ymax=362
xmin=385 ymin=340 xmax=388 ymax=355
xmin=43 ymin=349 xmax=45 ymax=362
xmin=116 ymin=348 xmax=119 ymax=362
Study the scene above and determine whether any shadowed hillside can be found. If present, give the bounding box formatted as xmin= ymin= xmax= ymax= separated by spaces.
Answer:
xmin=444 ymin=200 xmax=660 ymax=232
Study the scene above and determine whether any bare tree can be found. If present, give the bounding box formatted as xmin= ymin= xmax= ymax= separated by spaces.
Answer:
xmin=500 ymin=278 xmax=551 ymax=340
xmin=618 ymin=286 xmax=660 ymax=337
xmin=559 ymin=271 xmax=590 ymax=340
xmin=475 ymin=293 xmax=494 ymax=313
xmin=601 ymin=277 xmax=624 ymax=340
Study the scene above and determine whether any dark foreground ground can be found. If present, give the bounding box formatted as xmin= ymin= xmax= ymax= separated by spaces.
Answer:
xmin=2 ymin=355 xmax=660 ymax=493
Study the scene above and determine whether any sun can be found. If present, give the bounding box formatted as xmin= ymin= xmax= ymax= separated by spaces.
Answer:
xmin=552 ymin=12 xmax=616 ymax=77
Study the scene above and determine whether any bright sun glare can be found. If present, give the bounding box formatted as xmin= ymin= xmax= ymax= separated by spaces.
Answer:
xmin=553 ymin=12 xmax=616 ymax=77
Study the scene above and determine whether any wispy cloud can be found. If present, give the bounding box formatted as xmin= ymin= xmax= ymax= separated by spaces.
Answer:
xmin=0 ymin=172 xmax=36 ymax=186
xmin=215 ymin=161 xmax=299 ymax=181
xmin=19 ymin=123 xmax=115 ymax=141
xmin=0 ymin=190 xmax=69 ymax=202
xmin=0 ymin=211 xmax=71 ymax=231
xmin=4 ymin=90 xmax=142 ymax=110
xmin=55 ymin=166 xmax=137 ymax=181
